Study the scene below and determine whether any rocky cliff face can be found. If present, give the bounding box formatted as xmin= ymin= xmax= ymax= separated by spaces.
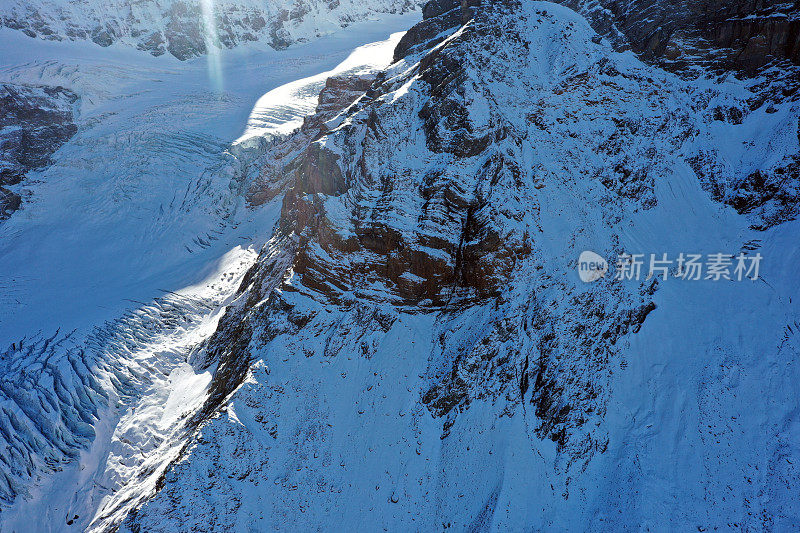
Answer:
xmin=0 ymin=0 xmax=417 ymax=60
xmin=556 ymin=0 xmax=800 ymax=73
xmin=116 ymin=1 xmax=800 ymax=530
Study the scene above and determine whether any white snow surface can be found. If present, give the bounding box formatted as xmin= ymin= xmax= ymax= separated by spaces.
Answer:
xmin=236 ymin=27 xmax=406 ymax=145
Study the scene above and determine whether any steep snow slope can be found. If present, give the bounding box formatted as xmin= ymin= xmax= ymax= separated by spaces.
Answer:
xmin=0 ymin=12 xmax=418 ymax=531
xmin=0 ymin=0 xmax=417 ymax=60
xmin=119 ymin=1 xmax=800 ymax=531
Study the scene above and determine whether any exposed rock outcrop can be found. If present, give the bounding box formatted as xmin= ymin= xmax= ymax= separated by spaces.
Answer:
xmin=246 ymin=73 xmax=378 ymax=206
xmin=0 ymin=84 xmax=79 ymax=220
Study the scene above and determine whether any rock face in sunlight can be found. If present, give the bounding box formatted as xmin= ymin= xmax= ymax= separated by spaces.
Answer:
xmin=0 ymin=0 xmax=418 ymax=60
xmin=1 ymin=0 xmax=799 ymax=530
xmin=0 ymin=13 xmax=417 ymax=531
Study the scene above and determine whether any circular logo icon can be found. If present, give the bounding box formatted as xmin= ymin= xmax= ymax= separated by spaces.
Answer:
xmin=578 ymin=250 xmax=608 ymax=283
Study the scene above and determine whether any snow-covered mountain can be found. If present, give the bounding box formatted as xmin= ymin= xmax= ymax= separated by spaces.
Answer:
xmin=0 ymin=0 xmax=418 ymax=59
xmin=1 ymin=0 xmax=799 ymax=530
